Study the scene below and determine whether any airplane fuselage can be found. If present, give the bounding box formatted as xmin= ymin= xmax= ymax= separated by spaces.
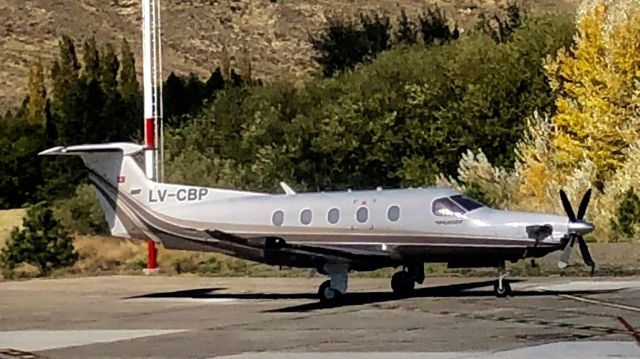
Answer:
xmin=134 ymin=184 xmax=569 ymax=269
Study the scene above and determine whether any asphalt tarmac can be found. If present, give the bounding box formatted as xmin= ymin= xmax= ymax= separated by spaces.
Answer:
xmin=0 ymin=275 xmax=639 ymax=358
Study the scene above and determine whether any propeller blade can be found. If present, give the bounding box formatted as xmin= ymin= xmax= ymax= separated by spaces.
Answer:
xmin=558 ymin=236 xmax=575 ymax=268
xmin=577 ymin=235 xmax=596 ymax=276
xmin=560 ymin=189 xmax=577 ymax=222
xmin=576 ymin=189 xmax=592 ymax=221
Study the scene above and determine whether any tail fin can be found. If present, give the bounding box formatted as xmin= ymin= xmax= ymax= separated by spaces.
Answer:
xmin=40 ymin=143 xmax=151 ymax=239
xmin=40 ymin=142 xmax=264 ymax=240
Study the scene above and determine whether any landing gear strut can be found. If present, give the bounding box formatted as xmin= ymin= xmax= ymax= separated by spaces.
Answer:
xmin=494 ymin=262 xmax=512 ymax=298
xmin=391 ymin=263 xmax=424 ymax=296
xmin=317 ymin=262 xmax=348 ymax=305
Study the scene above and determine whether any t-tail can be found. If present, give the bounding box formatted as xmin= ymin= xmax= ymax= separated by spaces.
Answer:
xmin=39 ymin=142 xmax=261 ymax=241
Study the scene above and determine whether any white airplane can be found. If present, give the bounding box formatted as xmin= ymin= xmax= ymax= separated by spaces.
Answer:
xmin=40 ymin=143 xmax=596 ymax=304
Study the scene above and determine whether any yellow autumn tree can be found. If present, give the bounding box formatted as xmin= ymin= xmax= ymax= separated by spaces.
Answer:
xmin=441 ymin=0 xmax=640 ymax=242
xmin=546 ymin=1 xmax=640 ymax=185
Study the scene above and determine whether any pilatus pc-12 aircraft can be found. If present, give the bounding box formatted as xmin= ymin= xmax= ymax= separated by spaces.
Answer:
xmin=40 ymin=143 xmax=596 ymax=304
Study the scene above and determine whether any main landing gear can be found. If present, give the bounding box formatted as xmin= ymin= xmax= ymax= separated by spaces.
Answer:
xmin=317 ymin=262 xmax=349 ymax=305
xmin=494 ymin=262 xmax=512 ymax=298
xmin=391 ymin=263 xmax=425 ymax=297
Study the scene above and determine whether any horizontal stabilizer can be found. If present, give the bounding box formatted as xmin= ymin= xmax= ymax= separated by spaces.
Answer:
xmin=39 ymin=143 xmax=144 ymax=156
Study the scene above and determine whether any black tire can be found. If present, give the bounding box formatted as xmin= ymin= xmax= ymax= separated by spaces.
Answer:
xmin=391 ymin=271 xmax=415 ymax=296
xmin=493 ymin=280 xmax=512 ymax=298
xmin=318 ymin=280 xmax=342 ymax=305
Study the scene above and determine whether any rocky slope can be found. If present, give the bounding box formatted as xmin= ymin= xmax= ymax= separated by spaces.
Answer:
xmin=0 ymin=0 xmax=577 ymax=109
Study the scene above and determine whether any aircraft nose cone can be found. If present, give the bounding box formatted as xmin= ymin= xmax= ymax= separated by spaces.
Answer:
xmin=568 ymin=221 xmax=594 ymax=235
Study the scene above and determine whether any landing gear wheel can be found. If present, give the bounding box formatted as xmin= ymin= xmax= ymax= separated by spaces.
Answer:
xmin=493 ymin=280 xmax=512 ymax=298
xmin=391 ymin=271 xmax=415 ymax=296
xmin=318 ymin=280 xmax=342 ymax=305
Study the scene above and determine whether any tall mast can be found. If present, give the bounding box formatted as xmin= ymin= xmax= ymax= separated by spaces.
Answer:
xmin=142 ymin=0 xmax=163 ymax=272
xmin=142 ymin=0 xmax=163 ymax=182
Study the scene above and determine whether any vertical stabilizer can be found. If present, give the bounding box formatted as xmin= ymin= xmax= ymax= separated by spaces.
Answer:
xmin=39 ymin=143 xmax=151 ymax=239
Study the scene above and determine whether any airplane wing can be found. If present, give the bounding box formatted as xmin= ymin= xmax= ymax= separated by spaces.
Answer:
xmin=205 ymin=229 xmax=394 ymax=269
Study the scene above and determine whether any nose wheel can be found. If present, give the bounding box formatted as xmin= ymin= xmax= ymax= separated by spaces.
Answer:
xmin=493 ymin=279 xmax=512 ymax=297
xmin=494 ymin=263 xmax=512 ymax=298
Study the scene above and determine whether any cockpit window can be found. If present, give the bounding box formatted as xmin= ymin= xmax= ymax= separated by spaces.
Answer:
xmin=432 ymin=198 xmax=465 ymax=217
xmin=450 ymin=195 xmax=484 ymax=211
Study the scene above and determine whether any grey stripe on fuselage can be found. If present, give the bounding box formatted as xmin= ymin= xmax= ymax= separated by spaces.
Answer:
xmin=86 ymin=170 xmax=553 ymax=265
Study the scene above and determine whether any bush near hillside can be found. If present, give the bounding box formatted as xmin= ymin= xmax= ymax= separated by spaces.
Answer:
xmin=0 ymin=202 xmax=78 ymax=277
xmin=165 ymin=14 xmax=574 ymax=193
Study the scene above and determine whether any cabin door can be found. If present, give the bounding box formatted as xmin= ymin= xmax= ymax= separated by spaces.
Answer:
xmin=351 ymin=198 xmax=375 ymax=230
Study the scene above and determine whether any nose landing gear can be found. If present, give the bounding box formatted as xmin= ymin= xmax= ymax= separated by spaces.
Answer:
xmin=494 ymin=262 xmax=512 ymax=298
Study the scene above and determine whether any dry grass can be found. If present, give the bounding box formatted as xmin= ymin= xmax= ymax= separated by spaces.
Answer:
xmin=3 ymin=206 xmax=637 ymax=278
xmin=0 ymin=0 xmax=579 ymax=110
xmin=69 ymin=235 xmax=306 ymax=277
xmin=68 ymin=235 xmax=640 ymax=278
xmin=0 ymin=208 xmax=25 ymax=248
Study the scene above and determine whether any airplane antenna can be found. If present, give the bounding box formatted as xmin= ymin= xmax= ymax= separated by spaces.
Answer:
xmin=279 ymin=182 xmax=296 ymax=195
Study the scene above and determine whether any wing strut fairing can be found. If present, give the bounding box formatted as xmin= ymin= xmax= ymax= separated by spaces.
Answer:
xmin=205 ymin=229 xmax=395 ymax=271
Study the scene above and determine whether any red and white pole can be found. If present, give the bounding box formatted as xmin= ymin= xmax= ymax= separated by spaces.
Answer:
xmin=142 ymin=0 xmax=163 ymax=271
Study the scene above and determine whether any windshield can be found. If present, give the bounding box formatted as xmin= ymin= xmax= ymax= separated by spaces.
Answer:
xmin=432 ymin=197 xmax=465 ymax=217
xmin=450 ymin=194 xmax=484 ymax=211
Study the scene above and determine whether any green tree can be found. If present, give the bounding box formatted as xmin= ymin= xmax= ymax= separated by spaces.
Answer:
xmin=167 ymin=13 xmax=574 ymax=192
xmin=205 ymin=67 xmax=226 ymax=99
xmin=0 ymin=113 xmax=47 ymax=208
xmin=119 ymin=38 xmax=142 ymax=140
xmin=25 ymin=60 xmax=47 ymax=126
xmin=310 ymin=17 xmax=371 ymax=76
xmin=476 ymin=3 xmax=524 ymax=43
xmin=418 ymin=7 xmax=459 ymax=46
xmin=43 ymin=36 xmax=93 ymax=201
xmin=163 ymin=72 xmax=188 ymax=123
xmin=0 ymin=202 xmax=78 ymax=277
xmin=360 ymin=14 xmax=391 ymax=55
xmin=613 ymin=189 xmax=640 ymax=240
xmin=396 ymin=9 xmax=417 ymax=45
xmin=184 ymin=73 xmax=206 ymax=114
xmin=82 ymin=37 xmax=101 ymax=82
xmin=100 ymin=43 xmax=126 ymax=141
xmin=54 ymin=184 xmax=109 ymax=235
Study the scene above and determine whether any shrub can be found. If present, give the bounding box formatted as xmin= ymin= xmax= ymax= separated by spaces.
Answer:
xmin=613 ymin=189 xmax=640 ymax=240
xmin=0 ymin=202 xmax=78 ymax=277
xmin=54 ymin=183 xmax=109 ymax=235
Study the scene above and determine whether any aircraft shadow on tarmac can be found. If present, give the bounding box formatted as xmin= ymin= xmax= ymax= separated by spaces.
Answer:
xmin=124 ymin=279 xmax=618 ymax=313
xmin=125 ymin=287 xmax=317 ymax=300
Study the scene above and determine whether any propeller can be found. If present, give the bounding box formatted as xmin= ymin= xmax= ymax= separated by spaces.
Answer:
xmin=558 ymin=189 xmax=596 ymax=276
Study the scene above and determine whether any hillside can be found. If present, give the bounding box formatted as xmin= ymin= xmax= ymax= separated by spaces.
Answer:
xmin=0 ymin=0 xmax=578 ymax=110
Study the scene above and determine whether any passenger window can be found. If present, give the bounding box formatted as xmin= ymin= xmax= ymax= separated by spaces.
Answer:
xmin=327 ymin=208 xmax=340 ymax=224
xmin=272 ymin=210 xmax=284 ymax=226
xmin=356 ymin=207 xmax=368 ymax=223
xmin=387 ymin=205 xmax=400 ymax=222
xmin=432 ymin=198 xmax=465 ymax=217
xmin=300 ymin=209 xmax=312 ymax=225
